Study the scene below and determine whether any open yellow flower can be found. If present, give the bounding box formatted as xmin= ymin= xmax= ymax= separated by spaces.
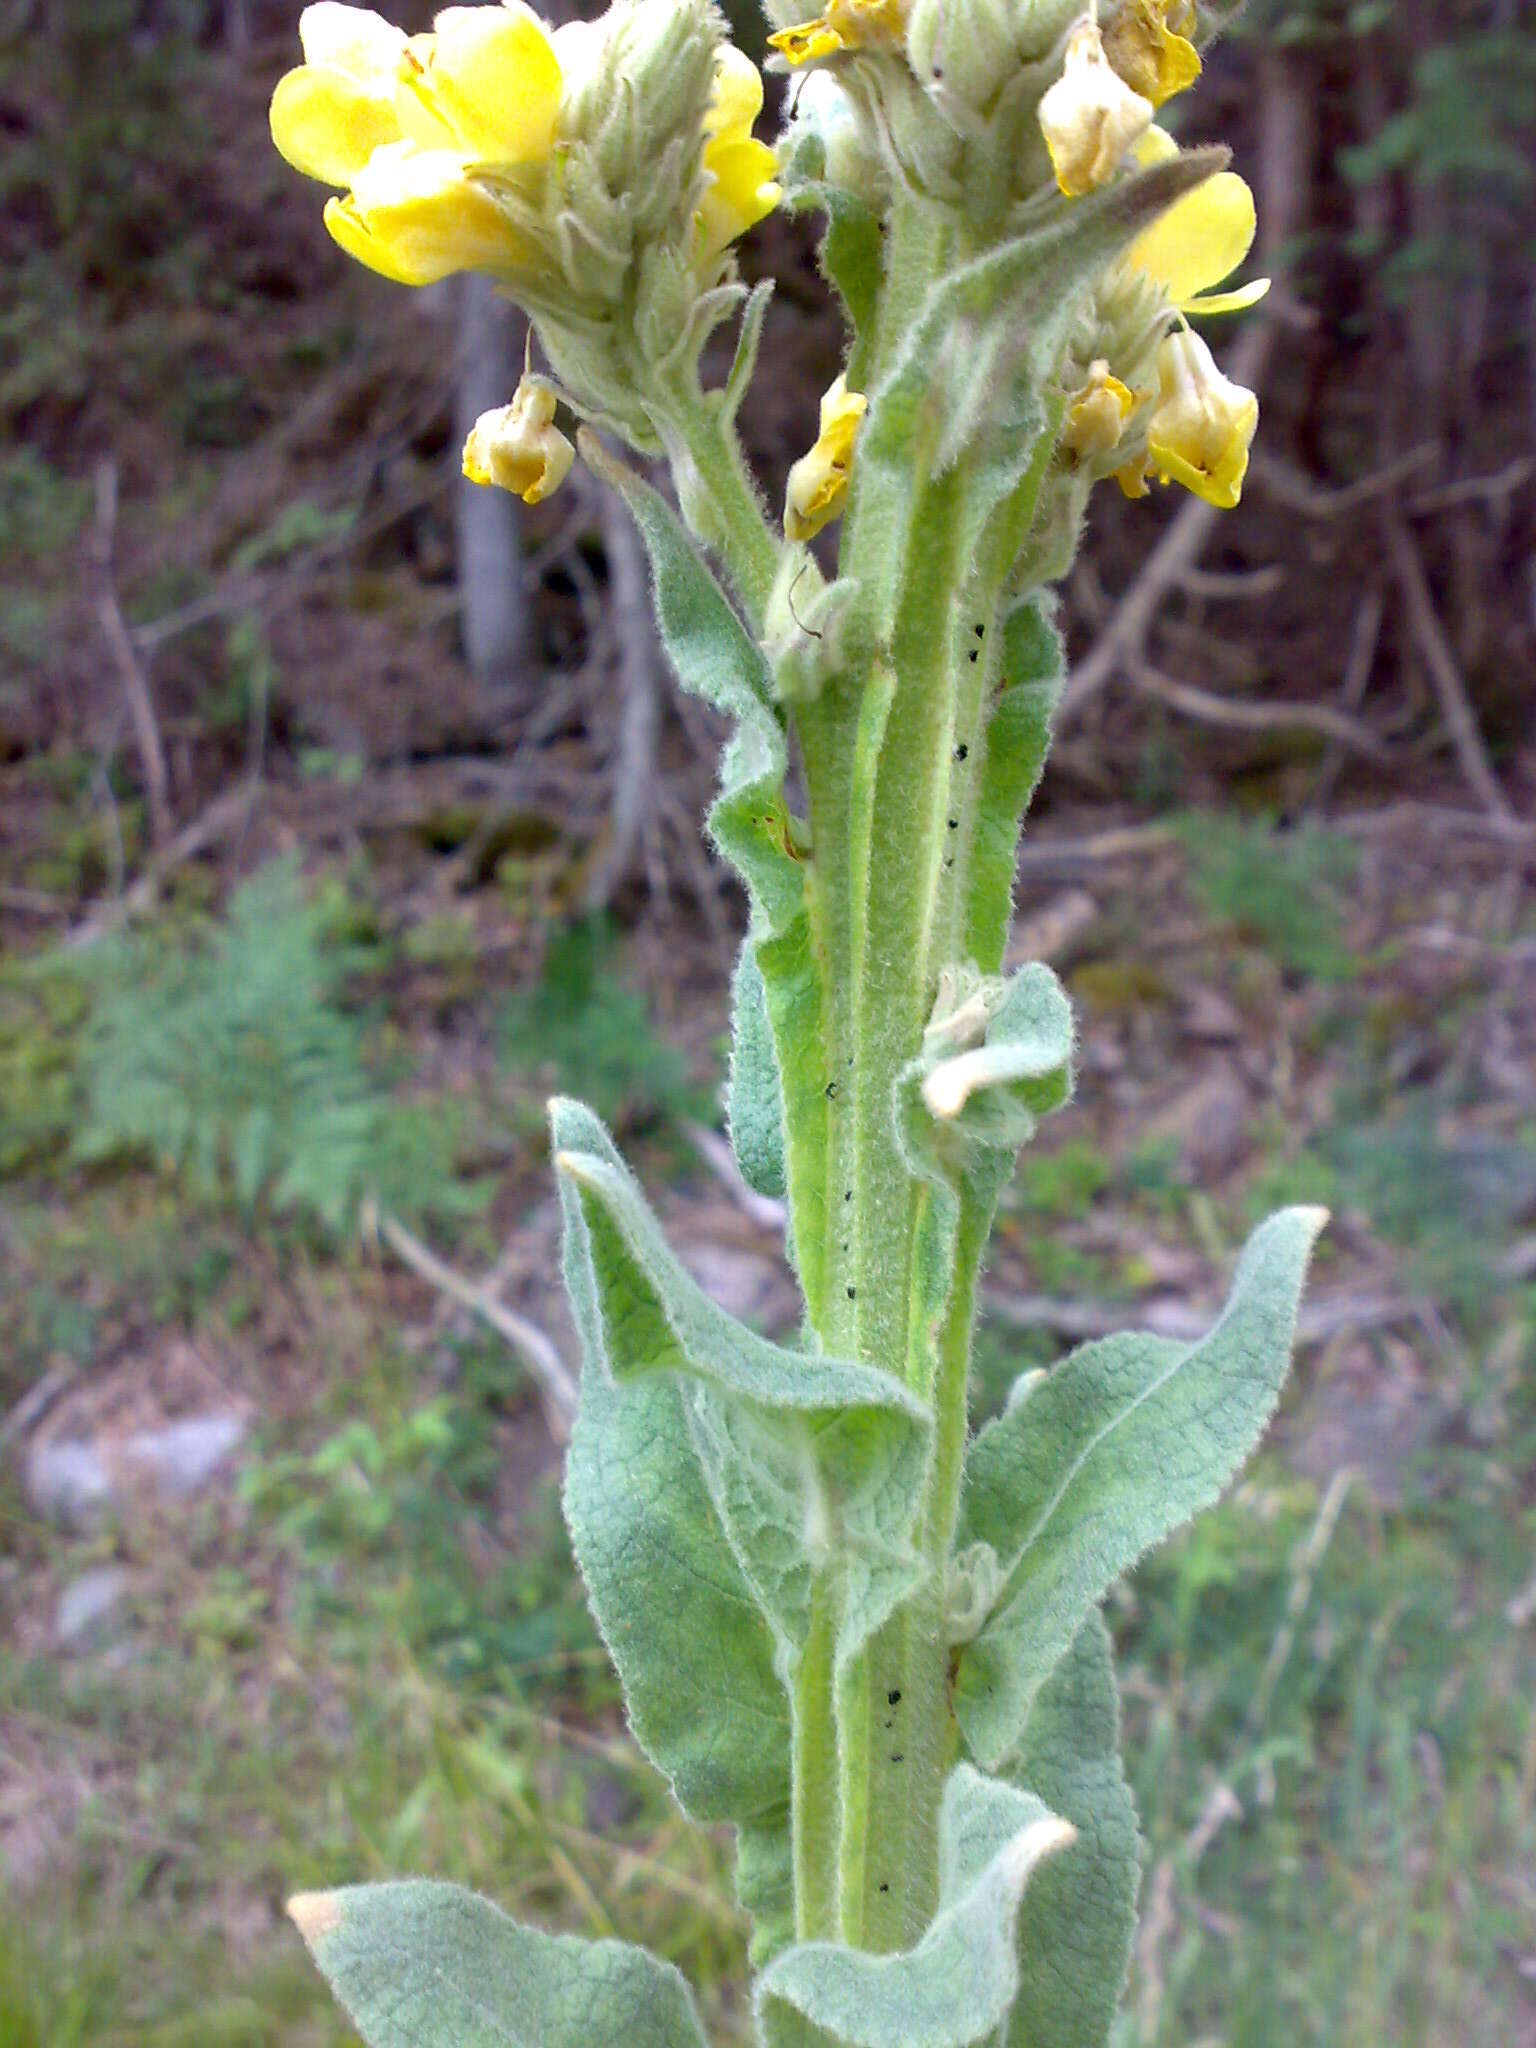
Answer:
xmin=272 ymin=1 xmax=563 ymax=287
xmin=1118 ymin=327 xmax=1256 ymax=507
xmin=696 ymin=46 xmax=782 ymax=263
xmin=1039 ymin=18 xmax=1153 ymax=198
xmin=1102 ymin=0 xmax=1200 ymax=109
xmin=1124 ymin=127 xmax=1270 ymax=315
xmin=785 ymin=375 xmax=867 ymax=541
xmin=463 ymin=379 xmax=574 ymax=503
xmin=768 ymin=0 xmax=907 ymax=69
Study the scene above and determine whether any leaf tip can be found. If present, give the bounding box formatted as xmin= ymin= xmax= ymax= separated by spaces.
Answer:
xmin=286 ymin=1889 xmax=343 ymax=1948
xmin=1003 ymin=1812 xmax=1078 ymax=1886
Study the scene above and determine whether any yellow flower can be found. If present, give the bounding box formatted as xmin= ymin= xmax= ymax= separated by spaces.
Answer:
xmin=269 ymin=4 xmax=409 ymax=185
xmin=271 ymin=1 xmax=563 ymax=287
xmin=394 ymin=3 xmax=563 ymax=164
xmin=1120 ymin=327 xmax=1256 ymax=508
xmin=1038 ymin=18 xmax=1153 ymax=198
xmin=696 ymin=46 xmax=781 ymax=262
xmin=463 ymin=379 xmax=574 ymax=503
xmin=322 ymin=143 xmax=525 ymax=285
xmin=1101 ymin=0 xmax=1200 ymax=109
xmin=1124 ymin=127 xmax=1270 ymax=315
xmin=1064 ymin=360 xmax=1136 ymax=458
xmin=768 ymin=0 xmax=907 ymax=69
xmin=785 ymin=375 xmax=867 ymax=541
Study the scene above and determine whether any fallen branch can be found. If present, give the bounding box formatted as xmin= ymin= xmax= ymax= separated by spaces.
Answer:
xmin=92 ymin=460 xmax=172 ymax=848
xmin=372 ymin=1207 xmax=579 ymax=1437
xmin=67 ymin=782 xmax=258 ymax=946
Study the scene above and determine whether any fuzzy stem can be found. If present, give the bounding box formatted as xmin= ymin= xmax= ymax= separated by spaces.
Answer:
xmin=649 ymin=378 xmax=782 ymax=628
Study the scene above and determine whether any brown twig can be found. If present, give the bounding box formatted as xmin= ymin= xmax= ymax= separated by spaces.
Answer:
xmin=67 ymin=782 xmax=258 ymax=946
xmin=91 ymin=460 xmax=171 ymax=848
xmin=1385 ymin=513 xmax=1517 ymax=822
xmin=1123 ymin=659 xmax=1392 ymax=760
xmin=372 ymin=1207 xmax=578 ymax=1437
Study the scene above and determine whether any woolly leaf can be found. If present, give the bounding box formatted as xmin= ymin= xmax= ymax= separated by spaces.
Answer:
xmin=756 ymin=1765 xmax=1075 ymax=2048
xmin=586 ymin=435 xmax=831 ymax=1317
xmin=964 ymin=599 xmax=1063 ymax=974
xmin=1003 ymin=1613 xmax=1140 ymax=2048
xmin=287 ymin=1881 xmax=708 ymax=2048
xmin=955 ymin=1206 xmax=1329 ymax=1768
xmin=554 ymin=1098 xmax=930 ymax=1672
xmin=727 ymin=936 xmax=788 ymax=1200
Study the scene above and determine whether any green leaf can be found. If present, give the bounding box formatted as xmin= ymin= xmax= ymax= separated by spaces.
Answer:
xmin=554 ymin=1098 xmax=931 ymax=1672
xmin=584 ymin=433 xmax=831 ymax=1320
xmin=955 ymin=1206 xmax=1328 ymax=1768
xmin=737 ymin=1812 xmax=797 ymax=1966
xmin=288 ymin=1881 xmax=708 ymax=2048
xmin=727 ymin=936 xmax=787 ymax=1200
xmin=757 ymin=1765 xmax=1075 ymax=2048
xmin=964 ymin=600 xmax=1063 ymax=974
xmin=1003 ymin=1614 xmax=1140 ymax=2048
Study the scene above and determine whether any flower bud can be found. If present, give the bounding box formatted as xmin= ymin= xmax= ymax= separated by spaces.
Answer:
xmin=462 ymin=378 xmax=574 ymax=503
xmin=1132 ymin=327 xmax=1257 ymax=508
xmin=1063 ymin=360 xmax=1136 ymax=458
xmin=1038 ymin=18 xmax=1153 ymax=197
xmin=785 ymin=375 xmax=868 ymax=542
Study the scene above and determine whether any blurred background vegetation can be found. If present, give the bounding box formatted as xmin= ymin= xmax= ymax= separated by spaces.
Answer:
xmin=1 ymin=1 xmax=1532 ymax=2043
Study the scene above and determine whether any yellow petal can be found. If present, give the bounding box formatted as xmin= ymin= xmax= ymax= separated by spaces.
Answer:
xmin=271 ymin=64 xmax=402 ymax=186
xmin=785 ymin=376 xmax=866 ymax=540
xmin=1185 ymin=275 xmax=1271 ymax=315
xmin=1126 ymin=167 xmax=1256 ymax=304
xmin=298 ymin=2 xmax=407 ymax=75
xmin=1149 ymin=430 xmax=1252 ymax=507
xmin=324 ymin=193 xmax=436 ymax=283
xmin=330 ymin=143 xmax=525 ymax=285
xmin=1132 ymin=122 xmax=1178 ymax=165
xmin=398 ymin=2 xmax=562 ymax=164
xmin=698 ymin=135 xmax=780 ymax=258
xmin=767 ymin=17 xmax=846 ymax=65
xmin=707 ymin=44 xmax=765 ymax=139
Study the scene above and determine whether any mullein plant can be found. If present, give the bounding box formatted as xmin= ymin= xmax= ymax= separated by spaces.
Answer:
xmin=272 ymin=2 xmax=1322 ymax=2041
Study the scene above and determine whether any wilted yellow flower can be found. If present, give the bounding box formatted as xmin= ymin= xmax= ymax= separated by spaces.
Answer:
xmin=1125 ymin=127 xmax=1270 ymax=315
xmin=696 ymin=46 xmax=782 ymax=263
xmin=1064 ymin=360 xmax=1136 ymax=458
xmin=1118 ymin=327 xmax=1256 ymax=507
xmin=1039 ymin=18 xmax=1153 ymax=198
xmin=463 ymin=379 xmax=574 ymax=503
xmin=785 ymin=375 xmax=867 ymax=542
xmin=1102 ymin=0 xmax=1200 ymax=108
xmin=768 ymin=0 xmax=907 ymax=69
